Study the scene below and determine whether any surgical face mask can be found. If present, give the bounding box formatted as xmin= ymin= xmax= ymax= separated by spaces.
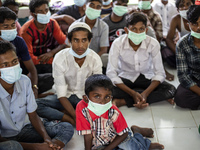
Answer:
xmin=36 ymin=11 xmax=51 ymax=24
xmin=128 ymin=30 xmax=146 ymax=45
xmin=103 ymin=0 xmax=111 ymax=5
xmin=69 ymin=47 xmax=91 ymax=59
xmin=138 ymin=1 xmax=151 ymax=10
xmin=113 ymin=5 xmax=128 ymax=17
xmin=179 ymin=10 xmax=188 ymax=20
xmin=85 ymin=6 xmax=101 ymax=20
xmin=87 ymin=99 xmax=112 ymax=116
xmin=190 ymin=28 xmax=200 ymax=39
xmin=74 ymin=0 xmax=86 ymax=7
xmin=0 ymin=64 xmax=22 ymax=84
xmin=0 ymin=28 xmax=17 ymax=41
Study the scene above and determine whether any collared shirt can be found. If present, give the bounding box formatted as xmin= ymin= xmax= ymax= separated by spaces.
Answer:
xmin=152 ymin=2 xmax=178 ymax=37
xmin=139 ymin=8 xmax=163 ymax=40
xmin=76 ymin=100 xmax=129 ymax=149
xmin=106 ymin=34 xmax=165 ymax=85
xmin=53 ymin=48 xmax=102 ymax=99
xmin=76 ymin=16 xmax=109 ymax=53
xmin=0 ymin=75 xmax=37 ymax=137
xmin=176 ymin=34 xmax=200 ymax=89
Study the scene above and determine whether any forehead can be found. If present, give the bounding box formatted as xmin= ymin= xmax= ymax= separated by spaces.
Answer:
xmin=88 ymin=1 xmax=102 ymax=5
xmin=179 ymin=0 xmax=192 ymax=4
xmin=90 ymin=87 xmax=112 ymax=94
xmin=129 ymin=21 xmax=146 ymax=28
xmin=72 ymin=30 xmax=88 ymax=39
xmin=0 ymin=19 xmax=16 ymax=24
xmin=0 ymin=50 xmax=17 ymax=64
xmin=7 ymin=5 xmax=19 ymax=11
xmin=35 ymin=4 xmax=49 ymax=11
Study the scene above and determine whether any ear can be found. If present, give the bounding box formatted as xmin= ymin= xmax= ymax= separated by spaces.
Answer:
xmin=83 ymin=95 xmax=89 ymax=103
xmin=30 ymin=12 xmax=36 ymax=19
xmin=124 ymin=27 xmax=128 ymax=34
xmin=145 ymin=27 xmax=148 ymax=33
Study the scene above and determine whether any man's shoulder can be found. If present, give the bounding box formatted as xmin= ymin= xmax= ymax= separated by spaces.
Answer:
xmin=97 ymin=18 xmax=109 ymax=28
xmin=102 ymin=14 xmax=111 ymax=22
xmin=177 ymin=34 xmax=190 ymax=47
xmin=76 ymin=99 xmax=87 ymax=111
xmin=54 ymin=48 xmax=70 ymax=59
xmin=20 ymin=19 xmax=34 ymax=32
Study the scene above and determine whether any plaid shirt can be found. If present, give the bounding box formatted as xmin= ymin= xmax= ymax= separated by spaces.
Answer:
xmin=145 ymin=8 xmax=163 ymax=40
xmin=76 ymin=100 xmax=129 ymax=149
xmin=176 ymin=34 xmax=200 ymax=89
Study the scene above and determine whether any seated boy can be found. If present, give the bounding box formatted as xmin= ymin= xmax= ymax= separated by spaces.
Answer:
xmin=106 ymin=12 xmax=176 ymax=109
xmin=175 ymin=4 xmax=200 ymax=110
xmin=76 ymin=74 xmax=164 ymax=150
xmin=0 ymin=40 xmax=74 ymax=150
xmin=0 ymin=7 xmax=39 ymax=97
xmin=36 ymin=22 xmax=103 ymax=126
xmin=76 ymin=0 xmax=109 ymax=56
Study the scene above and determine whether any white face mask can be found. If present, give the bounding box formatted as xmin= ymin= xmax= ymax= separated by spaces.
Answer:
xmin=0 ymin=28 xmax=17 ymax=41
xmin=179 ymin=9 xmax=188 ymax=20
xmin=36 ymin=11 xmax=51 ymax=24
xmin=0 ymin=64 xmax=22 ymax=84
xmin=69 ymin=47 xmax=91 ymax=59
xmin=87 ymin=99 xmax=112 ymax=116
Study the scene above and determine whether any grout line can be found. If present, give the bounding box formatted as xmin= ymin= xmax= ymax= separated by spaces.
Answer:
xmin=150 ymin=106 xmax=159 ymax=143
xmin=190 ymin=111 xmax=199 ymax=128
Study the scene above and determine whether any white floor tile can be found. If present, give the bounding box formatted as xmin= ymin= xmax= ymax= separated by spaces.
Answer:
xmin=152 ymin=106 xmax=196 ymax=128
xmin=156 ymin=128 xmax=200 ymax=150
xmin=191 ymin=110 xmax=200 ymax=127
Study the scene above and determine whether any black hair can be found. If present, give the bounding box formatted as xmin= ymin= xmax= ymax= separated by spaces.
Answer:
xmin=187 ymin=5 xmax=200 ymax=23
xmin=127 ymin=12 xmax=147 ymax=27
xmin=88 ymin=0 xmax=103 ymax=4
xmin=67 ymin=27 xmax=93 ymax=42
xmin=114 ymin=0 xmax=129 ymax=3
xmin=85 ymin=74 xmax=114 ymax=96
xmin=0 ymin=40 xmax=16 ymax=55
xmin=2 ymin=0 xmax=19 ymax=7
xmin=0 ymin=7 xmax=17 ymax=23
xmin=29 ymin=0 xmax=49 ymax=13
xmin=175 ymin=0 xmax=195 ymax=9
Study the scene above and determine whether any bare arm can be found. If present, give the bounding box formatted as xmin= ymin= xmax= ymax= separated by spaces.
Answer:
xmin=51 ymin=15 xmax=75 ymax=25
xmin=166 ymin=16 xmax=180 ymax=53
xmin=98 ymin=47 xmax=108 ymax=56
xmin=23 ymin=59 xmax=38 ymax=98
xmin=59 ymin=97 xmax=76 ymax=123
xmin=84 ymin=134 xmax=93 ymax=150
xmin=104 ymin=132 xmax=128 ymax=150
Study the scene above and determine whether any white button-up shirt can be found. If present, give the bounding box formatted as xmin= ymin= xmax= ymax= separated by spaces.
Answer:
xmin=53 ymin=48 xmax=102 ymax=99
xmin=0 ymin=75 xmax=37 ymax=137
xmin=106 ymin=34 xmax=165 ymax=85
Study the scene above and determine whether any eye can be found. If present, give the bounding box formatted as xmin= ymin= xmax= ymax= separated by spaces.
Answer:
xmin=82 ymin=39 xmax=87 ymax=43
xmin=13 ymin=59 xmax=19 ymax=65
xmin=95 ymin=95 xmax=100 ymax=99
xmin=74 ymin=39 xmax=79 ymax=43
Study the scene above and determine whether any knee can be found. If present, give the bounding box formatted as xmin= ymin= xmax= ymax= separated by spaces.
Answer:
xmin=59 ymin=122 xmax=74 ymax=136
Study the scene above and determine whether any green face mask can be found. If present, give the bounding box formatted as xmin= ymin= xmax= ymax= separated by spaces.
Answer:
xmin=128 ymin=30 xmax=146 ymax=45
xmin=138 ymin=1 xmax=151 ymax=10
xmin=191 ymin=30 xmax=200 ymax=39
xmin=85 ymin=6 xmax=101 ymax=20
xmin=113 ymin=5 xmax=128 ymax=17
xmin=87 ymin=100 xmax=112 ymax=116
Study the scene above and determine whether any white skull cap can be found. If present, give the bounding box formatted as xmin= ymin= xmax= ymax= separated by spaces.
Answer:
xmin=68 ymin=22 xmax=91 ymax=33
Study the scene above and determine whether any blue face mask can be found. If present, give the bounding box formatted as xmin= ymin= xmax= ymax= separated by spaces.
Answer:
xmin=87 ymin=99 xmax=112 ymax=116
xmin=0 ymin=28 xmax=17 ymax=41
xmin=0 ymin=64 xmax=22 ymax=84
xmin=103 ymin=0 xmax=111 ymax=5
xmin=69 ymin=47 xmax=91 ymax=59
xmin=74 ymin=0 xmax=86 ymax=7
xmin=36 ymin=11 xmax=51 ymax=24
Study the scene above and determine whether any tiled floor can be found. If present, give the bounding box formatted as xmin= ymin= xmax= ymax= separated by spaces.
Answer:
xmin=65 ymin=64 xmax=200 ymax=150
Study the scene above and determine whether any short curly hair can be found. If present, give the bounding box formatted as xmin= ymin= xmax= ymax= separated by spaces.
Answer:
xmin=29 ymin=0 xmax=49 ymax=13
xmin=187 ymin=5 xmax=200 ymax=23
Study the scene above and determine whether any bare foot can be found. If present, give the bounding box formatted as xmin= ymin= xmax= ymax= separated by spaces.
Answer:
xmin=165 ymin=69 xmax=174 ymax=81
xmin=149 ymin=143 xmax=164 ymax=150
xmin=167 ymin=98 xmax=175 ymax=105
xmin=131 ymin=125 xmax=154 ymax=138
xmin=112 ymin=98 xmax=126 ymax=107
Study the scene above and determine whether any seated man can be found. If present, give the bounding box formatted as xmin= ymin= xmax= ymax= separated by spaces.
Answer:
xmin=20 ymin=0 xmax=67 ymax=72
xmin=0 ymin=7 xmax=38 ymax=98
xmin=164 ymin=0 xmax=194 ymax=68
xmin=175 ymin=4 xmax=200 ymax=110
xmin=0 ymin=40 xmax=74 ymax=150
xmin=76 ymin=0 xmax=109 ymax=56
xmin=106 ymin=12 xmax=176 ymax=109
xmin=36 ymin=22 xmax=103 ymax=126
xmin=2 ymin=0 xmax=21 ymax=35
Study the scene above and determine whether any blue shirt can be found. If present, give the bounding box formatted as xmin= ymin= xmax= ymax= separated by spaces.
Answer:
xmin=0 ymin=75 xmax=37 ymax=137
xmin=11 ymin=36 xmax=31 ymax=61
xmin=176 ymin=34 xmax=200 ymax=88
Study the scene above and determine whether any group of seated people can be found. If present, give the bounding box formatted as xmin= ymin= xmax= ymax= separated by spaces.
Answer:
xmin=0 ymin=0 xmax=200 ymax=149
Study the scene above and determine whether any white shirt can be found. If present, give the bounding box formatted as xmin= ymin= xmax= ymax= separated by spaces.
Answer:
xmin=106 ymin=34 xmax=166 ymax=85
xmin=53 ymin=48 xmax=103 ymax=99
xmin=152 ymin=2 xmax=178 ymax=37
